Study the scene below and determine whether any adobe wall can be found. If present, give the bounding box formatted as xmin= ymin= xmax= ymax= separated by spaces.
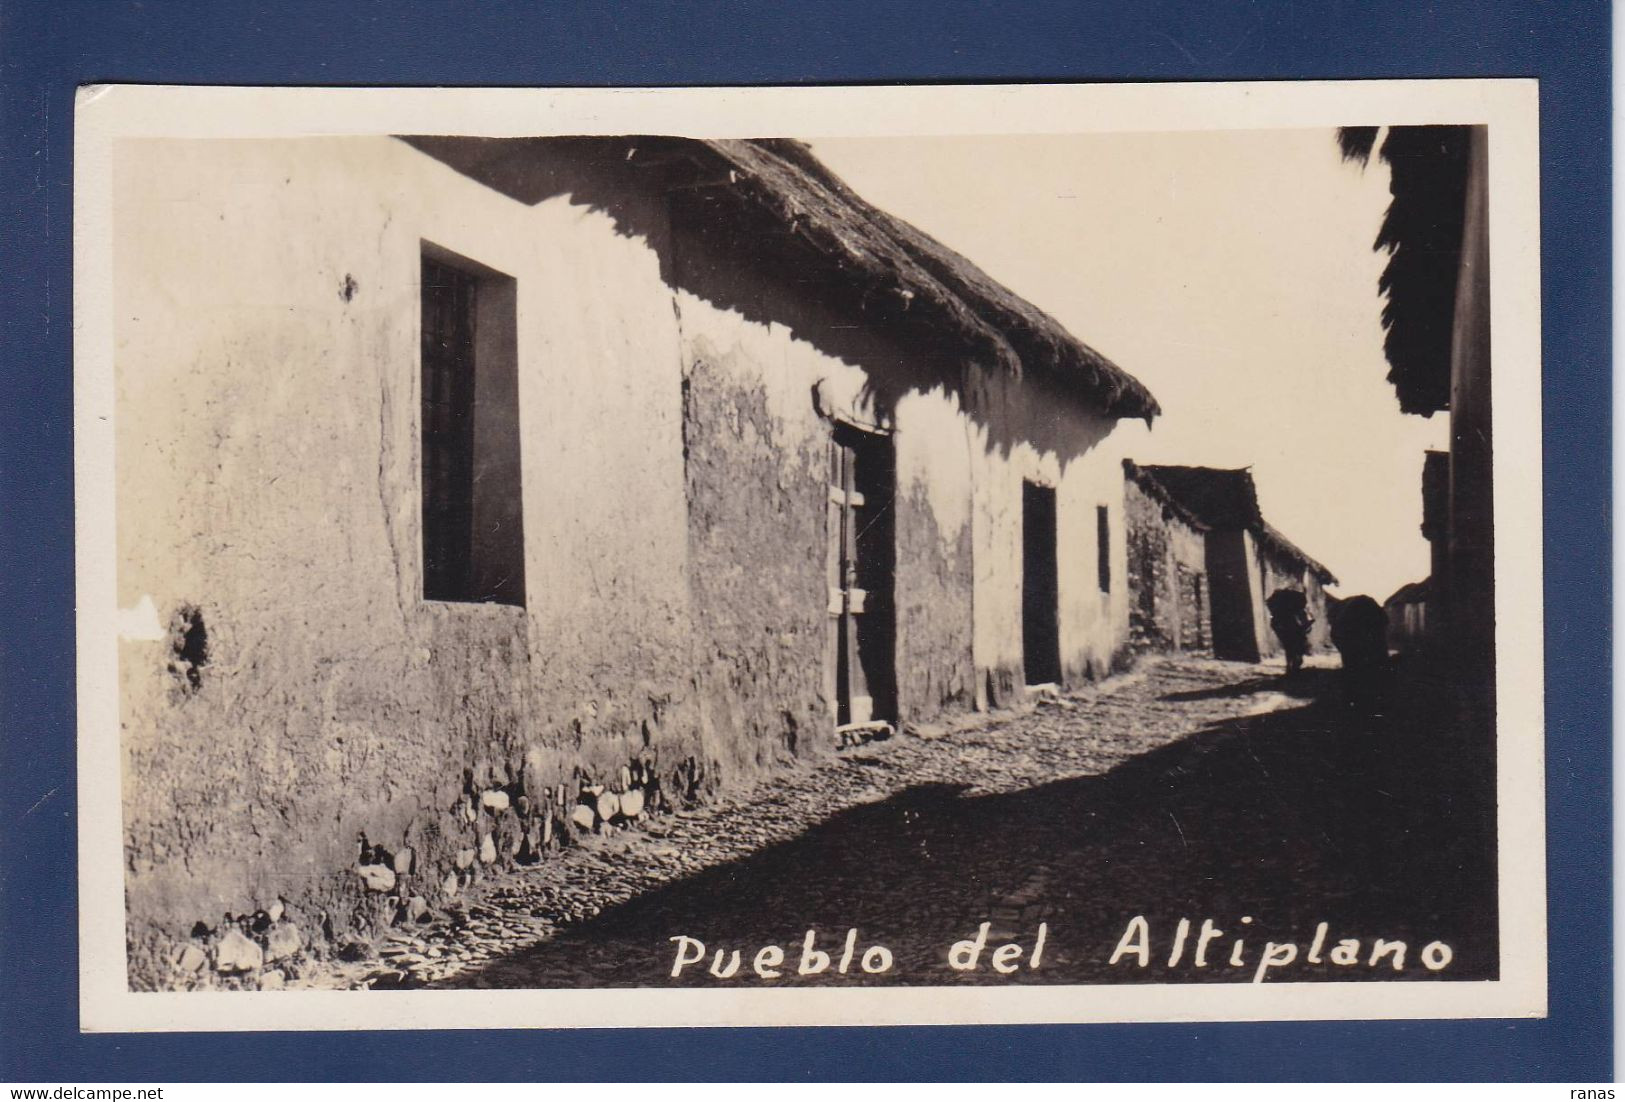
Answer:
xmin=667 ymin=217 xmax=979 ymax=737
xmin=1124 ymin=478 xmax=1211 ymax=655
xmin=1303 ymin=573 xmax=1334 ymax=652
xmin=1255 ymin=549 xmax=1292 ymax=659
xmin=966 ymin=369 xmax=1130 ymax=703
xmin=1255 ymin=547 xmax=1334 ymax=655
xmin=114 ymin=137 xmax=707 ymax=987
xmin=111 ymin=135 xmax=1134 ymax=989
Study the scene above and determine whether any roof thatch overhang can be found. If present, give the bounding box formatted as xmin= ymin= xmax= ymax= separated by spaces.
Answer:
xmin=1339 ymin=125 xmax=1472 ymax=417
xmin=1123 ymin=460 xmax=1210 ymax=532
xmin=403 ymin=135 xmax=1160 ymax=424
xmin=1256 ymin=522 xmax=1338 ymax=587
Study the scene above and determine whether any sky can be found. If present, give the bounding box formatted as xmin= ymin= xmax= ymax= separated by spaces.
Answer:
xmin=809 ymin=130 xmax=1448 ymax=603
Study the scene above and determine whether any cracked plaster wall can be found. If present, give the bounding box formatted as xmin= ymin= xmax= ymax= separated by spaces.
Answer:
xmin=1124 ymin=476 xmax=1212 ymax=655
xmin=113 ymin=136 xmax=1136 ymax=984
xmin=115 ymin=137 xmax=699 ymax=977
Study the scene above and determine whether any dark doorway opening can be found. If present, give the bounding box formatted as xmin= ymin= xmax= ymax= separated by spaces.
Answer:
xmin=826 ymin=424 xmax=897 ymax=729
xmin=1023 ymin=480 xmax=1061 ymax=685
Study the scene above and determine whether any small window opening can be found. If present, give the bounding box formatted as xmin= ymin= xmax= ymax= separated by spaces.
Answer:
xmin=1096 ymin=505 xmax=1112 ymax=593
xmin=421 ymin=244 xmax=525 ymax=605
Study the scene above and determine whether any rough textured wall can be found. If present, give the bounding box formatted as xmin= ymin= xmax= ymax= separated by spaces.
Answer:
xmin=1124 ymin=478 xmax=1211 ymax=655
xmin=1255 ymin=552 xmax=1289 ymax=659
xmin=967 ymin=367 xmax=1129 ymax=703
xmin=1255 ymin=548 xmax=1333 ymax=656
xmin=115 ymin=137 xmax=703 ymax=985
xmin=112 ymin=135 xmax=1129 ymax=989
xmin=890 ymin=391 xmax=977 ymax=717
xmin=669 ymin=224 xmax=977 ymax=736
xmin=1242 ymin=532 xmax=1281 ymax=660
xmin=677 ymin=339 xmax=828 ymax=770
xmin=1303 ymin=572 xmax=1334 ymax=653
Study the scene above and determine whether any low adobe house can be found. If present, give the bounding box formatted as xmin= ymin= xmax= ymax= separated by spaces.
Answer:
xmin=1123 ymin=464 xmax=1337 ymax=664
xmin=1122 ymin=459 xmax=1211 ymax=655
xmin=113 ymin=135 xmax=1159 ymax=983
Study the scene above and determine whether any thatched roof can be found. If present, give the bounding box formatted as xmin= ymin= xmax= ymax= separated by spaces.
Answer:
xmin=1134 ymin=465 xmax=1261 ymax=531
xmin=1123 ymin=459 xmax=1209 ymax=531
xmin=1133 ymin=463 xmax=1338 ymax=584
xmin=1256 ymin=522 xmax=1338 ymax=587
xmin=696 ymin=140 xmax=1160 ymax=421
xmin=404 ymin=135 xmax=1159 ymax=422
xmin=1339 ymin=125 xmax=1472 ymax=416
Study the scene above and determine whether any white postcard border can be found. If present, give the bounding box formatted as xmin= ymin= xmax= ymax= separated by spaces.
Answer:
xmin=73 ymin=78 xmax=1546 ymax=1032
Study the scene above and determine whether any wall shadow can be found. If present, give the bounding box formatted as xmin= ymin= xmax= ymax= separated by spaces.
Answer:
xmin=1159 ymin=669 xmax=1334 ymax=703
xmin=437 ymin=666 xmax=1497 ymax=989
xmin=402 ymin=135 xmax=1124 ymax=466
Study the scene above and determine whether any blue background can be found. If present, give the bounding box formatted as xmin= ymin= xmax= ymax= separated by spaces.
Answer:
xmin=0 ymin=0 xmax=1610 ymax=1083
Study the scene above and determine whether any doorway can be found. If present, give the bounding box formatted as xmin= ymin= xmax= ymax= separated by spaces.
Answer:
xmin=826 ymin=424 xmax=896 ymax=730
xmin=1023 ymin=480 xmax=1061 ymax=686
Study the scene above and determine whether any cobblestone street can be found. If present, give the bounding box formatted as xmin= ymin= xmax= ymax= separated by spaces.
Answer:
xmin=332 ymin=655 xmax=1495 ymax=992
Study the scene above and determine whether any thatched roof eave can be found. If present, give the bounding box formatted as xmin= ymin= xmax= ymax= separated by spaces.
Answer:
xmin=692 ymin=138 xmax=1161 ymax=423
xmin=1257 ymin=522 xmax=1338 ymax=587
xmin=401 ymin=133 xmax=1161 ymax=422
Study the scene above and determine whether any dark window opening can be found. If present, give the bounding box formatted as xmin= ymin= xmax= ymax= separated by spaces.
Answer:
xmin=421 ymin=245 xmax=525 ymax=605
xmin=1022 ymin=481 xmax=1061 ymax=685
xmin=1097 ymin=505 xmax=1112 ymax=593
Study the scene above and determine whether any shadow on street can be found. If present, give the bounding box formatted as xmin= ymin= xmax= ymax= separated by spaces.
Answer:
xmin=444 ymin=662 xmax=1496 ymax=989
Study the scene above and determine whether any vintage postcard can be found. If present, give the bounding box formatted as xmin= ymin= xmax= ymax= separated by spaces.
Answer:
xmin=73 ymin=79 xmax=1545 ymax=1031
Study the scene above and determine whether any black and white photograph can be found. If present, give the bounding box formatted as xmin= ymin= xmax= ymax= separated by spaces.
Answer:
xmin=73 ymin=81 xmax=1545 ymax=1030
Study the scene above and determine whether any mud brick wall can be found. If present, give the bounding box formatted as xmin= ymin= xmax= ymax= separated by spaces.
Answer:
xmin=115 ymin=138 xmax=718 ymax=990
xmin=669 ymin=210 xmax=981 ymax=737
xmin=1174 ymin=563 xmax=1213 ymax=652
xmin=1256 ymin=544 xmax=1334 ymax=655
xmin=111 ymin=135 xmax=1138 ymax=990
xmin=1303 ymin=573 xmax=1334 ymax=652
xmin=1124 ymin=477 xmax=1211 ymax=655
xmin=679 ymin=350 xmax=829 ymax=767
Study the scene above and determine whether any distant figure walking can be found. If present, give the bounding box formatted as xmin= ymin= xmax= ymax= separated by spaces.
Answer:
xmin=1330 ymin=594 xmax=1390 ymax=706
xmin=1265 ymin=588 xmax=1313 ymax=676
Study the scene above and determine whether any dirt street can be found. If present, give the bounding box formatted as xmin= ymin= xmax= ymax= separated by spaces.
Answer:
xmin=329 ymin=655 xmax=1495 ymax=991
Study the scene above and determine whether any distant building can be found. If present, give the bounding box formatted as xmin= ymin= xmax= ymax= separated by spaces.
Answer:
xmin=1123 ymin=460 xmax=1211 ymax=655
xmin=1124 ymin=463 xmax=1337 ymax=663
